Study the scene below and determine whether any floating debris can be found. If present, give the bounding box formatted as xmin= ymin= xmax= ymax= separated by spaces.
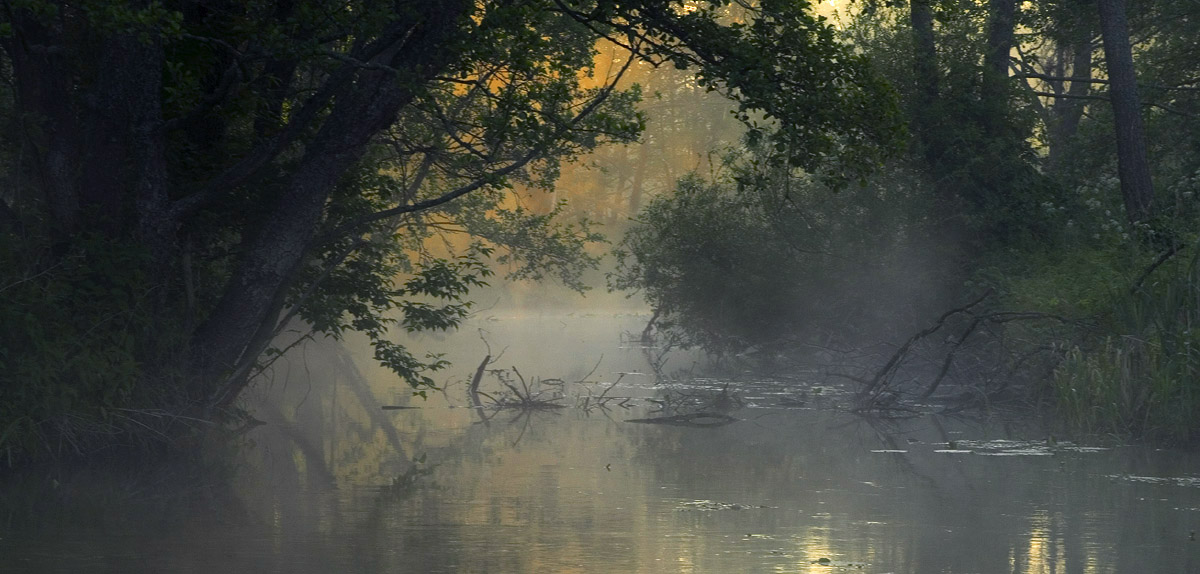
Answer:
xmin=1110 ymin=475 xmax=1200 ymax=488
xmin=676 ymin=500 xmax=770 ymax=512
xmin=626 ymin=412 xmax=738 ymax=427
xmin=975 ymin=449 xmax=1053 ymax=456
xmin=808 ymin=557 xmax=869 ymax=569
xmin=1058 ymin=446 xmax=1110 ymax=453
xmin=928 ymin=439 xmax=1109 ymax=457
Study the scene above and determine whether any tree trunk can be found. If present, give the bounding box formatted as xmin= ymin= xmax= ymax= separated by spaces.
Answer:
xmin=1097 ymin=0 xmax=1154 ymax=224
xmin=910 ymin=0 xmax=939 ymax=165
xmin=189 ymin=4 xmax=470 ymax=401
xmin=981 ymin=0 xmax=1016 ymax=137
xmin=1047 ymin=34 xmax=1093 ymax=174
xmin=3 ymin=14 xmax=82 ymax=234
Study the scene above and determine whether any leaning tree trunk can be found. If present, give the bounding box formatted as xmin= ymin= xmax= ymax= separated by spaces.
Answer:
xmin=189 ymin=4 xmax=470 ymax=405
xmin=1097 ymin=0 xmax=1154 ymax=225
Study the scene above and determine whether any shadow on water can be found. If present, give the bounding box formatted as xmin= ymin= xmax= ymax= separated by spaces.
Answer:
xmin=4 ymin=312 xmax=1200 ymax=573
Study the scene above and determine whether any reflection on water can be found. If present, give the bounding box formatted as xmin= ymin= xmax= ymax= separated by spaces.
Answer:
xmin=5 ymin=313 xmax=1200 ymax=573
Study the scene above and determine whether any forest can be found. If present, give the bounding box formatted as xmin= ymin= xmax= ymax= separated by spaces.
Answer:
xmin=2 ymin=0 xmax=1200 ymax=468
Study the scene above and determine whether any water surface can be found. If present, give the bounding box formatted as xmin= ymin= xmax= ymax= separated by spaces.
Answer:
xmin=4 ymin=313 xmax=1200 ymax=573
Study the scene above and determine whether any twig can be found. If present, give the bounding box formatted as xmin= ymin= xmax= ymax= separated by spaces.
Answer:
xmin=572 ymin=355 xmax=604 ymax=384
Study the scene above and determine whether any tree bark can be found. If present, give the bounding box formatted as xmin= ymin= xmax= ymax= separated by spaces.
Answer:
xmin=1097 ymin=0 xmax=1154 ymax=224
xmin=981 ymin=0 xmax=1017 ymax=137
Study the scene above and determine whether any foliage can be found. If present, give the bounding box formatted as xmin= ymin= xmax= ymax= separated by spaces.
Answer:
xmin=0 ymin=235 xmax=187 ymax=457
xmin=612 ymin=150 xmax=950 ymax=355
xmin=0 ymin=0 xmax=645 ymax=458
xmin=609 ymin=0 xmax=1200 ymax=445
xmin=845 ymin=0 xmax=1062 ymax=246
xmin=0 ymin=0 xmax=906 ymax=460
xmin=1050 ymin=242 xmax=1200 ymax=442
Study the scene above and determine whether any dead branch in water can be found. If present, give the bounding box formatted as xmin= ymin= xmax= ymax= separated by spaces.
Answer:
xmin=857 ymin=290 xmax=993 ymax=406
xmin=468 ymin=364 xmax=568 ymax=410
xmin=855 ymin=289 xmax=1085 ymax=413
xmin=468 ymin=354 xmax=490 ymax=410
xmin=578 ymin=373 xmax=634 ymax=413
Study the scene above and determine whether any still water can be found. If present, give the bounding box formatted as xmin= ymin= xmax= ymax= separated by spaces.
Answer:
xmin=5 ymin=313 xmax=1200 ymax=573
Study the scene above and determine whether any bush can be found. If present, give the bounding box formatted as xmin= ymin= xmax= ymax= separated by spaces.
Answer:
xmin=0 ymin=235 xmax=188 ymax=460
xmin=611 ymin=156 xmax=955 ymax=356
xmin=1049 ymin=241 xmax=1200 ymax=442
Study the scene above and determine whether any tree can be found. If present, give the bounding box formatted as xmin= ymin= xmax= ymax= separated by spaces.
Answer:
xmin=981 ymin=0 xmax=1016 ymax=137
xmin=612 ymin=146 xmax=947 ymax=356
xmin=0 ymin=0 xmax=899 ymax=455
xmin=1096 ymin=0 xmax=1154 ymax=225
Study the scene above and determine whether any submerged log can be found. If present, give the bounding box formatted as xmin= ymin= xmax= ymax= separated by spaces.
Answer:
xmin=625 ymin=412 xmax=738 ymax=428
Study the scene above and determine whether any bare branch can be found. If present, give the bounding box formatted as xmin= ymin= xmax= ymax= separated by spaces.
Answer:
xmin=857 ymin=290 xmax=994 ymax=407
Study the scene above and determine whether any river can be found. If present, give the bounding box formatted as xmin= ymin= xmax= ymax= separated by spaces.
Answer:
xmin=3 ymin=312 xmax=1200 ymax=573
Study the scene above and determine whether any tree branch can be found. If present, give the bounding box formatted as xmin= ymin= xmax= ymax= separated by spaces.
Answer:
xmin=322 ymin=53 xmax=637 ymax=240
xmin=1130 ymin=243 xmax=1188 ymax=295
xmin=1016 ymin=70 xmax=1200 ymax=92
xmin=168 ymin=19 xmax=425 ymax=222
xmin=857 ymin=290 xmax=994 ymax=407
xmin=1028 ymin=90 xmax=1198 ymax=117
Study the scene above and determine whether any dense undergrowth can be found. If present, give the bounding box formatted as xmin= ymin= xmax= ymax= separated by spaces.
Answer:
xmin=1041 ymin=241 xmax=1200 ymax=442
xmin=613 ymin=132 xmax=1200 ymax=443
xmin=0 ymin=236 xmax=196 ymax=462
xmin=607 ymin=0 xmax=1200 ymax=445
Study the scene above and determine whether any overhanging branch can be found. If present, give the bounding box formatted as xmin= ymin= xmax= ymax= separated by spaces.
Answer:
xmin=322 ymin=52 xmax=638 ymax=240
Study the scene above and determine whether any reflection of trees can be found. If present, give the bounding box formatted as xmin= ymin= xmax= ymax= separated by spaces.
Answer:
xmin=247 ymin=339 xmax=413 ymax=490
xmin=624 ymin=407 xmax=1184 ymax=573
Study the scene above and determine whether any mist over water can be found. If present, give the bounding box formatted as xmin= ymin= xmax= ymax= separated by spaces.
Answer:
xmin=5 ymin=311 xmax=1200 ymax=573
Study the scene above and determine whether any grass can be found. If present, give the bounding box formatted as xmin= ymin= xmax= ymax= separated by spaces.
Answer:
xmin=1049 ymin=241 xmax=1200 ymax=443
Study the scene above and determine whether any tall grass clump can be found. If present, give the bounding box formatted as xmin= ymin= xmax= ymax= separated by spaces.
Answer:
xmin=1051 ymin=242 xmax=1200 ymax=443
